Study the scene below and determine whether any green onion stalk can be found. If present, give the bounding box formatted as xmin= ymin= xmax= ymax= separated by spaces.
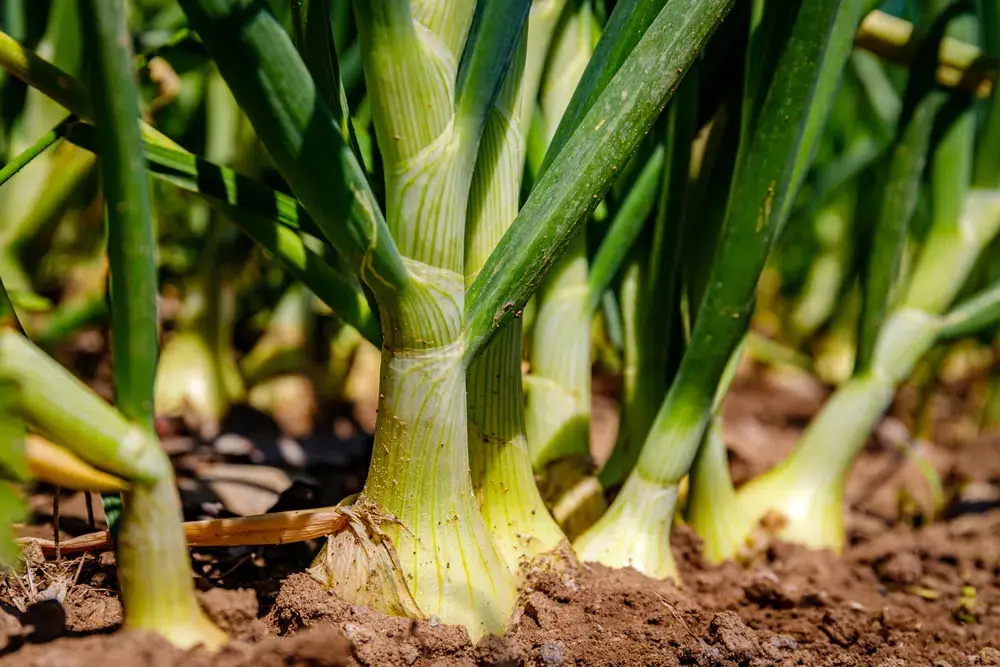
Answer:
xmin=173 ymin=0 xmax=521 ymax=629
xmin=524 ymin=0 xmax=604 ymax=539
xmin=155 ymin=69 xmax=247 ymax=439
xmin=81 ymin=0 xmax=226 ymax=648
xmin=732 ymin=8 xmax=1000 ymax=553
xmin=734 ymin=172 xmax=1000 ymax=551
xmin=466 ymin=31 xmax=567 ymax=575
xmin=575 ymin=0 xmax=867 ymax=580
xmin=278 ymin=1 xmax=522 ymax=637
xmin=180 ymin=0 xmax=731 ymax=639
xmin=0 ymin=329 xmax=225 ymax=648
xmin=597 ymin=68 xmax=695 ymax=490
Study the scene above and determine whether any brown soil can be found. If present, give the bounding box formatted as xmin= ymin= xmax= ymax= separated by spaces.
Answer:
xmin=3 ymin=363 xmax=999 ymax=666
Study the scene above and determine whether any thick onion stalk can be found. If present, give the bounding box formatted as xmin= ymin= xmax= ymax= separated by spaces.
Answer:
xmin=575 ymin=0 xmax=868 ymax=581
xmin=734 ymin=7 xmax=1000 ymax=551
xmin=80 ymin=0 xmax=226 ymax=649
xmin=306 ymin=2 xmax=517 ymax=639
xmin=524 ymin=0 xmax=604 ymax=539
xmin=465 ymin=30 xmax=566 ymax=575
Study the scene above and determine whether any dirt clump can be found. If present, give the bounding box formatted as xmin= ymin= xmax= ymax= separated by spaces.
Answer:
xmin=199 ymin=587 xmax=269 ymax=641
xmin=0 ymin=626 xmax=356 ymax=667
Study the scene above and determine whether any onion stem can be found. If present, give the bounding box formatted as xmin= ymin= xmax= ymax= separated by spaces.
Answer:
xmin=524 ymin=0 xmax=604 ymax=539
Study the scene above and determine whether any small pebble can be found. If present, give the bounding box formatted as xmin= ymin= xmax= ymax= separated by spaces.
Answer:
xmin=342 ymin=622 xmax=375 ymax=643
xmin=538 ymin=641 xmax=565 ymax=666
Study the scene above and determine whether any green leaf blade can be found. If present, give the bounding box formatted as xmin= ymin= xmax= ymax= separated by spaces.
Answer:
xmin=464 ymin=0 xmax=735 ymax=363
xmin=82 ymin=0 xmax=159 ymax=430
xmin=178 ymin=0 xmax=409 ymax=299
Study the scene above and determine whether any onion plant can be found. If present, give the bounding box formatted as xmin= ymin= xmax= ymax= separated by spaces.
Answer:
xmin=7 ymin=0 xmax=987 ymax=649
xmin=0 ymin=0 xmax=225 ymax=649
xmin=573 ymin=0 xmax=872 ymax=580
xmin=724 ymin=1 xmax=1000 ymax=554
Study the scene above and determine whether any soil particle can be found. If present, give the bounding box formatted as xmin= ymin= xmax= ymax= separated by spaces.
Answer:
xmin=708 ymin=611 xmax=762 ymax=662
xmin=63 ymin=586 xmax=122 ymax=633
xmin=199 ymin=588 xmax=268 ymax=641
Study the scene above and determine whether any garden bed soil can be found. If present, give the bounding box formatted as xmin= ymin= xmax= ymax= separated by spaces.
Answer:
xmin=2 ymin=362 xmax=999 ymax=666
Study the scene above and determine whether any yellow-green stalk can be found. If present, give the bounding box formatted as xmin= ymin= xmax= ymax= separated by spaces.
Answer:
xmin=466 ymin=32 xmax=566 ymax=576
xmin=307 ymin=2 xmax=518 ymax=639
xmin=81 ymin=0 xmax=226 ymax=648
xmin=524 ymin=0 xmax=604 ymax=539
xmin=0 ymin=329 xmax=226 ymax=648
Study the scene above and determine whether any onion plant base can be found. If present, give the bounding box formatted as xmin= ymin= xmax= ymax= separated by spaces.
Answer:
xmin=572 ymin=473 xmax=679 ymax=582
xmin=686 ymin=418 xmax=752 ymax=565
xmin=154 ymin=331 xmax=230 ymax=439
xmin=316 ymin=268 xmax=518 ymax=641
xmin=732 ymin=373 xmax=897 ymax=553
xmin=307 ymin=498 xmax=423 ymax=620
xmin=117 ymin=465 xmax=227 ymax=651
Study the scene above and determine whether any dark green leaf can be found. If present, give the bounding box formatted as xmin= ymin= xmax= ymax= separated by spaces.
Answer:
xmin=178 ymin=0 xmax=409 ymax=300
xmin=65 ymin=122 xmax=326 ymax=240
xmin=289 ymin=0 xmax=366 ymax=167
xmin=540 ymin=0 xmax=667 ymax=177
xmin=464 ymin=0 xmax=735 ymax=364
xmin=82 ymin=0 xmax=158 ymax=431
xmin=636 ymin=0 xmax=871 ymax=483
